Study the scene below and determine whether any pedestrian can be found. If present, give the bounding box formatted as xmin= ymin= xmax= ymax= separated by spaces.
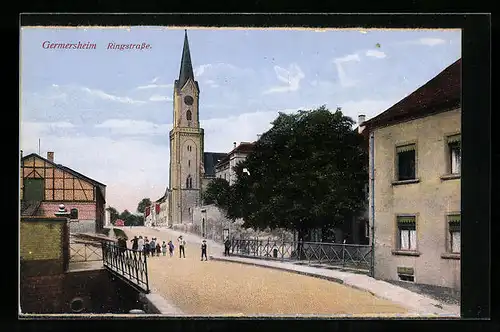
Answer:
xmin=201 ymin=239 xmax=208 ymax=261
xmin=168 ymin=240 xmax=174 ymax=257
xmin=224 ymin=237 xmax=231 ymax=256
xmin=144 ymin=239 xmax=150 ymax=256
xmin=138 ymin=236 xmax=144 ymax=252
xmin=149 ymin=238 xmax=156 ymax=257
xmin=161 ymin=241 xmax=167 ymax=256
xmin=130 ymin=236 xmax=139 ymax=250
xmin=118 ymin=237 xmax=127 ymax=255
xmin=156 ymin=241 xmax=161 ymax=256
xmin=178 ymin=235 xmax=186 ymax=258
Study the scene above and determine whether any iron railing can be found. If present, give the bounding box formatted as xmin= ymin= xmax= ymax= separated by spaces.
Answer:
xmin=69 ymin=239 xmax=103 ymax=262
xmin=231 ymin=239 xmax=373 ymax=273
xmin=102 ymin=242 xmax=149 ymax=293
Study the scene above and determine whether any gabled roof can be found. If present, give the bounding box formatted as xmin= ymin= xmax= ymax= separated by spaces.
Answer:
xmin=215 ymin=142 xmax=256 ymax=169
xmin=363 ymin=58 xmax=461 ymax=131
xmin=203 ymin=152 xmax=227 ymax=177
xmin=21 ymin=153 xmax=106 ymax=199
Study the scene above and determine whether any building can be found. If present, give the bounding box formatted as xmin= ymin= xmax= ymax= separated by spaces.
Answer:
xmin=362 ymin=58 xmax=461 ymax=290
xmin=168 ymin=30 xmax=225 ymax=226
xmin=20 ymin=151 xmax=106 ymax=234
xmin=152 ymin=188 xmax=170 ymax=227
xmin=215 ymin=141 xmax=255 ymax=185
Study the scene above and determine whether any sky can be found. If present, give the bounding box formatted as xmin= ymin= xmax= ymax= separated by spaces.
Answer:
xmin=20 ymin=27 xmax=461 ymax=213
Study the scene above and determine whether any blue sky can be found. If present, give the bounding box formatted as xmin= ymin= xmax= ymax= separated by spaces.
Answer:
xmin=20 ymin=27 xmax=461 ymax=212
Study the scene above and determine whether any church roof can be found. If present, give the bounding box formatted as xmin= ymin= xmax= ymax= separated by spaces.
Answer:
xmin=203 ymin=152 xmax=227 ymax=178
xmin=177 ymin=30 xmax=195 ymax=90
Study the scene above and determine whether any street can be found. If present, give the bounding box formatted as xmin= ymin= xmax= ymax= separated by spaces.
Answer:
xmin=121 ymin=226 xmax=407 ymax=316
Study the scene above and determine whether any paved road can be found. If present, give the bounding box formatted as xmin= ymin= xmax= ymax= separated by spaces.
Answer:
xmin=120 ymin=226 xmax=407 ymax=316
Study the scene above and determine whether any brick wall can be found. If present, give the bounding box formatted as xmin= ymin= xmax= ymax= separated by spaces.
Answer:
xmin=40 ymin=202 xmax=97 ymax=220
xmin=20 ymin=217 xmax=68 ymax=275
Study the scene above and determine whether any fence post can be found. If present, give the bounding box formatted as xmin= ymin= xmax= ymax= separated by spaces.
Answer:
xmin=342 ymin=244 xmax=345 ymax=267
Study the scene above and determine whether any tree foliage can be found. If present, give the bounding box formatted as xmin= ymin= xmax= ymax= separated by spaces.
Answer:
xmin=137 ymin=198 xmax=152 ymax=214
xmin=202 ymin=178 xmax=231 ymax=208
xmin=226 ymin=105 xmax=368 ymax=239
xmin=106 ymin=206 xmax=120 ymax=225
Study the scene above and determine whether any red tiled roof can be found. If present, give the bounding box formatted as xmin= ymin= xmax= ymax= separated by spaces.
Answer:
xmin=363 ymin=58 xmax=461 ymax=131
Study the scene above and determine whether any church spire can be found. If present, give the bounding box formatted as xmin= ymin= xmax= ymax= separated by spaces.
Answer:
xmin=178 ymin=29 xmax=194 ymax=89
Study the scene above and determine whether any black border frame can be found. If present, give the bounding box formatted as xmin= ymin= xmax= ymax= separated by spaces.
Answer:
xmin=12 ymin=12 xmax=491 ymax=332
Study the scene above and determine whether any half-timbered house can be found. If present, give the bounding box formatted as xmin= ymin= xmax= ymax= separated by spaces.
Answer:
xmin=20 ymin=151 xmax=106 ymax=234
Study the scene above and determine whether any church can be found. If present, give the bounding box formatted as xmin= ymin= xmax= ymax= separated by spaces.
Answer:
xmin=167 ymin=30 xmax=226 ymax=226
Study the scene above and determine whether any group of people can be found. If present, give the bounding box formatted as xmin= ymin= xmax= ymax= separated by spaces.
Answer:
xmin=118 ymin=234 xmax=229 ymax=261
xmin=129 ymin=235 xmax=175 ymax=257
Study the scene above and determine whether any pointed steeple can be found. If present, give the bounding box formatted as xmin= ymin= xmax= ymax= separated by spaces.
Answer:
xmin=178 ymin=30 xmax=195 ymax=89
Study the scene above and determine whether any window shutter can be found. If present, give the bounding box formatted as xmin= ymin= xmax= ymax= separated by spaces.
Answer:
xmin=396 ymin=144 xmax=416 ymax=153
xmin=448 ymin=214 xmax=461 ymax=232
xmin=447 ymin=134 xmax=461 ymax=144
xmin=397 ymin=216 xmax=416 ymax=224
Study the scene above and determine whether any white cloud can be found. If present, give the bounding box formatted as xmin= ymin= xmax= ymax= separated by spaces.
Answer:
xmin=365 ymin=49 xmax=387 ymax=59
xmin=81 ymin=87 xmax=146 ymax=104
xmin=193 ymin=63 xmax=253 ymax=78
xmin=418 ymin=38 xmax=446 ymax=46
xmin=150 ymin=77 xmax=160 ymax=84
xmin=136 ymin=83 xmax=173 ymax=90
xmin=263 ymin=63 xmax=305 ymax=94
xmin=333 ymin=53 xmax=361 ymax=88
xmin=204 ymin=80 xmax=220 ymax=88
xmin=149 ymin=95 xmax=173 ymax=102
xmin=95 ymin=119 xmax=171 ymax=135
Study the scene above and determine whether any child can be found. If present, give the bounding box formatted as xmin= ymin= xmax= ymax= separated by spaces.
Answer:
xmin=201 ymin=239 xmax=208 ymax=261
xmin=161 ymin=241 xmax=167 ymax=256
xmin=156 ymin=242 xmax=161 ymax=256
xmin=149 ymin=238 xmax=156 ymax=257
xmin=144 ymin=239 xmax=150 ymax=257
xmin=168 ymin=240 xmax=174 ymax=257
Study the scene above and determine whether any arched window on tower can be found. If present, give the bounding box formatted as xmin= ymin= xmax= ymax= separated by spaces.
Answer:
xmin=186 ymin=110 xmax=192 ymax=121
xmin=186 ymin=175 xmax=193 ymax=189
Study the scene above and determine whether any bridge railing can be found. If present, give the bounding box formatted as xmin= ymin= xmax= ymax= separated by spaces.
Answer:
xmin=69 ymin=238 xmax=103 ymax=262
xmin=101 ymin=242 xmax=149 ymax=293
xmin=230 ymin=239 xmax=372 ymax=273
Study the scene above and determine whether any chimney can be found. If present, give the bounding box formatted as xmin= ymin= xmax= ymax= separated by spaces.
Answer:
xmin=358 ymin=114 xmax=366 ymax=134
xmin=47 ymin=151 xmax=54 ymax=162
xmin=233 ymin=142 xmax=237 ymax=148
xmin=257 ymin=134 xmax=262 ymax=140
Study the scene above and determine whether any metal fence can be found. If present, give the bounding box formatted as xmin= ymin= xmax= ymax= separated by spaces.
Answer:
xmin=69 ymin=239 xmax=103 ymax=262
xmin=230 ymin=239 xmax=373 ymax=273
xmin=101 ymin=242 xmax=149 ymax=293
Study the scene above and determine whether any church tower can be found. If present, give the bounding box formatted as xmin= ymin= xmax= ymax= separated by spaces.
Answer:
xmin=169 ymin=30 xmax=204 ymax=225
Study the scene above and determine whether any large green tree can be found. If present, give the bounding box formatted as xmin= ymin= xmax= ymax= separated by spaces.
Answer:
xmin=137 ymin=198 xmax=152 ymax=214
xmin=228 ymin=105 xmax=368 ymax=241
xmin=106 ymin=206 xmax=120 ymax=225
xmin=202 ymin=178 xmax=231 ymax=208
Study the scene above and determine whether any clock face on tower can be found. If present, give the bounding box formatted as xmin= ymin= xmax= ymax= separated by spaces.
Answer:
xmin=184 ymin=95 xmax=194 ymax=106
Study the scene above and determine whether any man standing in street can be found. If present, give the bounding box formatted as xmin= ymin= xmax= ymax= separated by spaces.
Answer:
xmin=178 ymin=235 xmax=186 ymax=258
xmin=224 ymin=237 xmax=231 ymax=256
xmin=201 ymin=239 xmax=208 ymax=261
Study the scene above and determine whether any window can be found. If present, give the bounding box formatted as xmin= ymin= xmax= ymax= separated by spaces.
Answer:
xmin=397 ymin=216 xmax=417 ymax=251
xmin=448 ymin=214 xmax=461 ymax=253
xmin=186 ymin=109 xmax=192 ymax=121
xmin=70 ymin=208 xmax=78 ymax=220
xmin=396 ymin=144 xmax=416 ymax=181
xmin=23 ymin=178 xmax=44 ymax=201
xmin=447 ymin=134 xmax=461 ymax=174
xmin=188 ymin=160 xmax=191 ymax=167
xmin=186 ymin=175 xmax=193 ymax=189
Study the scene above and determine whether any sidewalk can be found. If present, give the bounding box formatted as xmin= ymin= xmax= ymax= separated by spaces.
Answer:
xmin=210 ymin=254 xmax=460 ymax=317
